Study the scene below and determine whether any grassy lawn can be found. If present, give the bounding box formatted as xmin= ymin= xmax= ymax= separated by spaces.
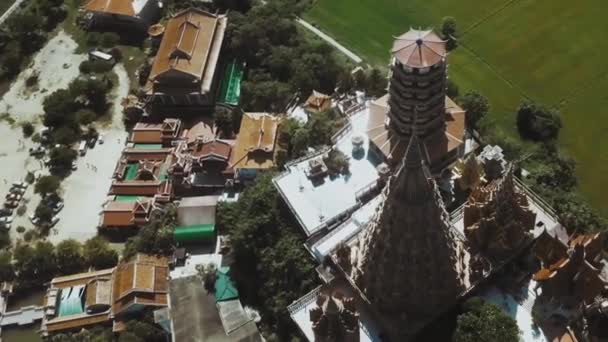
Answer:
xmin=306 ymin=0 xmax=608 ymax=215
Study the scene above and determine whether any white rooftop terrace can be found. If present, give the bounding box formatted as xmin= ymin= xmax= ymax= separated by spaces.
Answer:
xmin=288 ymin=284 xmax=383 ymax=342
xmin=274 ymin=105 xmax=381 ymax=236
xmin=307 ymin=195 xmax=383 ymax=262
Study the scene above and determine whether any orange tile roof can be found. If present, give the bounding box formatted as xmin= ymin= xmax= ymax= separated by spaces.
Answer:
xmin=147 ymin=9 xmax=227 ymax=94
xmin=101 ymin=199 xmax=153 ymax=227
xmin=84 ymin=0 xmax=137 ymax=17
xmin=230 ymin=113 xmax=281 ymax=171
xmin=130 ymin=119 xmax=182 ymax=144
xmin=111 ymin=254 xmax=169 ymax=316
xmin=190 ymin=139 xmax=232 ymax=161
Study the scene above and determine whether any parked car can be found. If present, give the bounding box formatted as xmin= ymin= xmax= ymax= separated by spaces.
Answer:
xmin=78 ymin=140 xmax=87 ymax=156
xmin=0 ymin=216 xmax=13 ymax=224
xmin=49 ymin=216 xmax=60 ymax=228
xmin=0 ymin=223 xmax=11 ymax=230
xmin=98 ymin=134 xmax=104 ymax=144
xmin=5 ymin=193 xmax=21 ymax=201
xmin=10 ymin=187 xmax=25 ymax=195
xmin=29 ymin=213 xmax=40 ymax=226
xmin=52 ymin=202 xmax=64 ymax=214
xmin=4 ymin=201 xmax=19 ymax=208
xmin=29 ymin=145 xmax=46 ymax=155
xmin=0 ymin=208 xmax=12 ymax=217
xmin=71 ymin=162 xmax=78 ymax=171
xmin=12 ymin=181 xmax=28 ymax=189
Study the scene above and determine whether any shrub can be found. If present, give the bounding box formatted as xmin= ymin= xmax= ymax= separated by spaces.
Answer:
xmin=446 ymin=78 xmax=459 ymax=99
xmin=25 ymin=73 xmax=38 ymax=87
xmin=16 ymin=205 xmax=26 ymax=217
xmin=79 ymin=60 xmax=113 ymax=74
xmin=16 ymin=226 xmax=25 ymax=233
xmin=461 ymin=91 xmax=490 ymax=130
xmin=100 ymin=32 xmax=120 ymax=49
xmin=25 ymin=171 xmax=35 ymax=184
xmin=516 ymin=100 xmax=562 ymax=141
xmin=23 ymin=230 xmax=35 ymax=242
xmin=21 ymin=122 xmax=34 ymax=137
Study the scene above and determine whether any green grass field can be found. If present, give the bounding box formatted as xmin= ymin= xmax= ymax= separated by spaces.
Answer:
xmin=306 ymin=0 xmax=608 ymax=214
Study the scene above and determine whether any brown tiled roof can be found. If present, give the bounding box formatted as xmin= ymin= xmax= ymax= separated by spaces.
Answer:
xmin=190 ymin=139 xmax=231 ymax=161
xmin=304 ymin=90 xmax=332 ymax=113
xmin=101 ymin=199 xmax=153 ymax=227
xmin=230 ymin=113 xmax=281 ymax=170
xmin=185 ymin=119 xmax=216 ymax=144
xmin=392 ymin=29 xmax=446 ymax=68
xmin=367 ymin=95 xmax=464 ymax=166
xmin=147 ymin=9 xmax=227 ymax=93
xmin=131 ymin=119 xmax=182 ymax=144
xmin=84 ymin=0 xmax=137 ymax=17
xmin=112 ymin=254 xmax=169 ymax=316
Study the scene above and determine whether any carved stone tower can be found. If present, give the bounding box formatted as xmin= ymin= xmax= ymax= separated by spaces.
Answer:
xmin=464 ymin=166 xmax=537 ymax=258
xmin=352 ymin=132 xmax=467 ymax=319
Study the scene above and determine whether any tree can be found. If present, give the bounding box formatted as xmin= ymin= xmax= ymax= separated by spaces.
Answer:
xmin=441 ymin=16 xmax=458 ymax=50
xmin=366 ymin=68 xmax=387 ymax=97
xmin=122 ymin=314 xmax=166 ymax=342
xmin=83 ymin=237 xmax=118 ymax=270
xmin=516 ymin=100 xmax=562 ymax=141
xmin=100 ymin=32 xmax=120 ymax=49
xmin=55 ymin=239 xmax=85 ymax=275
xmin=35 ymin=175 xmax=61 ymax=195
xmin=214 ymin=108 xmax=234 ymax=138
xmin=49 ymin=147 xmax=77 ymax=173
xmin=123 ymin=205 xmax=176 ymax=259
xmin=53 ymin=126 xmax=81 ymax=146
xmin=453 ymin=298 xmax=520 ymax=342
xmin=22 ymin=122 xmax=34 ymax=137
xmin=14 ymin=241 xmax=57 ymax=289
xmin=446 ymin=78 xmax=460 ymax=99
xmin=76 ymin=109 xmax=97 ymax=126
xmin=461 ymin=91 xmax=490 ymax=130
xmin=35 ymin=203 xmax=54 ymax=223
xmin=0 ymin=251 xmax=15 ymax=283
xmin=323 ymin=149 xmax=350 ymax=176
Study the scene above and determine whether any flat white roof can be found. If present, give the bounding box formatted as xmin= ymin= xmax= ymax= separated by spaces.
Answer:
xmin=309 ymin=194 xmax=383 ymax=261
xmin=274 ymin=106 xmax=381 ymax=236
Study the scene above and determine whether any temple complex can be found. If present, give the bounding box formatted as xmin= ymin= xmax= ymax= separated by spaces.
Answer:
xmin=366 ymin=29 xmax=466 ymax=174
xmin=463 ymin=166 xmax=537 ymax=259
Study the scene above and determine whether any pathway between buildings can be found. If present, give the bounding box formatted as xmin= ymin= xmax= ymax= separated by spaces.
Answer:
xmin=0 ymin=0 xmax=26 ymax=26
xmin=296 ymin=18 xmax=363 ymax=64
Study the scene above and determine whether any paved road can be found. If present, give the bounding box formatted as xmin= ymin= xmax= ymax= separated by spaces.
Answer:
xmin=296 ymin=18 xmax=363 ymax=64
xmin=0 ymin=0 xmax=25 ymax=26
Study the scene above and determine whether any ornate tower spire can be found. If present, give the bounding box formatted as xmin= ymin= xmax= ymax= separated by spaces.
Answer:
xmin=464 ymin=164 xmax=537 ymax=259
xmin=352 ymin=128 xmax=467 ymax=318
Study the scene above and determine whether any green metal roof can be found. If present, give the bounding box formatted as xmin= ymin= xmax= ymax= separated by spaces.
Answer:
xmin=124 ymin=163 xmax=139 ymax=181
xmin=115 ymin=195 xmax=140 ymax=202
xmin=218 ymin=60 xmax=244 ymax=106
xmin=133 ymin=143 xmax=163 ymax=150
xmin=58 ymin=285 xmax=85 ymax=317
xmin=215 ymin=266 xmax=239 ymax=302
xmin=174 ymin=224 xmax=215 ymax=243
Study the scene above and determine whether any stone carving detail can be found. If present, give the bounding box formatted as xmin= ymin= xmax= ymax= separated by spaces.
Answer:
xmin=464 ymin=166 xmax=536 ymax=259
xmin=310 ymin=291 xmax=360 ymax=342
xmin=352 ymin=133 xmax=467 ymax=319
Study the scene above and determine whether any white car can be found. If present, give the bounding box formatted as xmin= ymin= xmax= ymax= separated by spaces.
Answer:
xmin=98 ymin=134 xmax=104 ymax=144
xmin=10 ymin=187 xmax=25 ymax=195
xmin=1 ymin=223 xmax=11 ymax=230
xmin=53 ymin=202 xmax=64 ymax=214
xmin=12 ymin=181 xmax=28 ymax=189
xmin=29 ymin=213 xmax=40 ymax=225
xmin=49 ymin=216 xmax=60 ymax=228
xmin=0 ymin=216 xmax=13 ymax=224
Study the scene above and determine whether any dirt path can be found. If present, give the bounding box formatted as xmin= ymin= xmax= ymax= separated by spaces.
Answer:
xmin=296 ymin=18 xmax=363 ymax=63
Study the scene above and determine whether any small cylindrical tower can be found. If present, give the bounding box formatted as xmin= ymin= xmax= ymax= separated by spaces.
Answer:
xmin=388 ymin=29 xmax=447 ymax=140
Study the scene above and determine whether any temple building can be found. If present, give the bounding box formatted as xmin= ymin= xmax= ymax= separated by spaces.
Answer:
xmin=82 ymin=0 xmax=162 ymax=32
xmin=366 ymin=29 xmax=466 ymax=174
xmin=463 ymin=166 xmax=537 ymax=259
xmin=144 ymin=9 xmax=227 ymax=108
xmin=336 ymin=133 xmax=476 ymax=339
xmin=41 ymin=254 xmax=169 ymax=336
xmin=533 ymin=232 xmax=607 ymax=303
xmin=129 ymin=118 xmax=183 ymax=146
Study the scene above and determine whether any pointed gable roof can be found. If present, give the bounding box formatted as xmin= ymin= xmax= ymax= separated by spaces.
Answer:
xmin=391 ymin=29 xmax=446 ymax=68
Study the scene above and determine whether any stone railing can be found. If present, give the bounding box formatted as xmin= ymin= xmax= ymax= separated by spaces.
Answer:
xmin=287 ymin=285 xmax=322 ymax=315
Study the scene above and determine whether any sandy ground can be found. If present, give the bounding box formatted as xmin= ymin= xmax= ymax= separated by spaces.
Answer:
xmin=0 ymin=28 xmax=130 ymax=244
xmin=49 ymin=64 xmax=129 ymax=244
xmin=0 ymin=31 xmax=87 ymax=122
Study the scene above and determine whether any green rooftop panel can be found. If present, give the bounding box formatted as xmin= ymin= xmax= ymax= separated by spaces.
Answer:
xmin=124 ymin=163 xmax=139 ymax=181
xmin=115 ymin=195 xmax=140 ymax=202
xmin=218 ymin=60 xmax=244 ymax=106
xmin=215 ymin=266 xmax=239 ymax=302
xmin=133 ymin=144 xmax=163 ymax=150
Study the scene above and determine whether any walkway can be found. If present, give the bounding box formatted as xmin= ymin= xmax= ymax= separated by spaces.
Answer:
xmin=0 ymin=305 xmax=44 ymax=327
xmin=0 ymin=0 xmax=26 ymax=26
xmin=296 ymin=18 xmax=363 ymax=63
